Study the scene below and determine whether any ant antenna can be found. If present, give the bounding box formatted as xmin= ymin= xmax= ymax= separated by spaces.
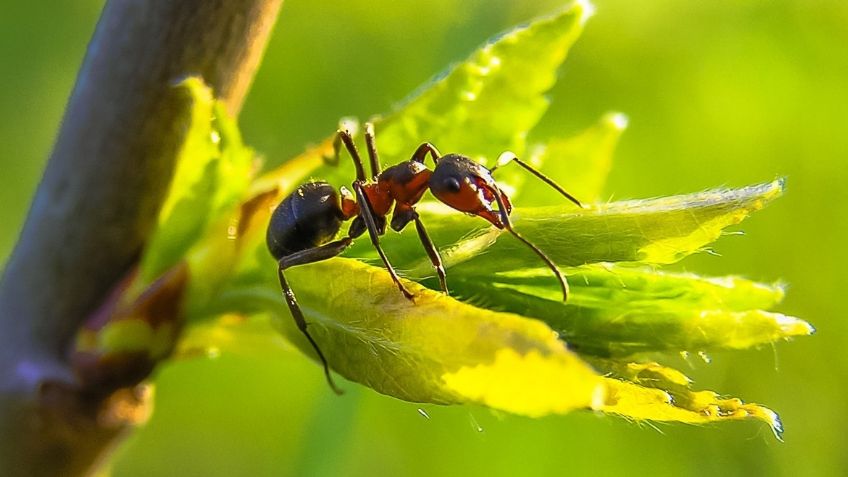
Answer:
xmin=364 ymin=123 xmax=382 ymax=178
xmin=490 ymin=186 xmax=570 ymax=302
xmin=491 ymin=152 xmax=583 ymax=208
xmin=335 ymin=129 xmax=367 ymax=182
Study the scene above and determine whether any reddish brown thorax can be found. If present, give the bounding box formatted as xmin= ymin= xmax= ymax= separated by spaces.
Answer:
xmin=361 ymin=182 xmax=393 ymax=216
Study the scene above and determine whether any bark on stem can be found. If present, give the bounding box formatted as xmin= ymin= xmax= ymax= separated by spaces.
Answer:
xmin=0 ymin=1 xmax=282 ymax=475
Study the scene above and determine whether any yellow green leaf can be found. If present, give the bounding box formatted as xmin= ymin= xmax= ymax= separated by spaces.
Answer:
xmin=313 ymin=3 xmax=593 ymax=187
xmin=139 ymin=77 xmax=255 ymax=286
xmin=220 ymin=257 xmax=603 ymax=416
xmin=597 ymin=361 xmax=783 ymax=439
xmin=446 ymin=264 xmax=813 ymax=356
xmin=360 ymin=180 xmax=786 ymax=276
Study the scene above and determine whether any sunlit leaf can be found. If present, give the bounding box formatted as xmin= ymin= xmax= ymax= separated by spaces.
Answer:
xmin=218 ymin=257 xmax=603 ymax=416
xmin=358 ymin=180 xmax=786 ymax=276
xmin=595 ymin=361 xmax=783 ymax=439
xmin=313 ymin=2 xmax=593 ymax=188
xmin=448 ymin=264 xmax=812 ymax=356
xmin=175 ymin=314 xmax=289 ymax=361
xmin=139 ymin=77 xmax=254 ymax=286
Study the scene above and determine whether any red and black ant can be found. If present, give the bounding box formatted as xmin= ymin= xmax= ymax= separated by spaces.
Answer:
xmin=266 ymin=123 xmax=582 ymax=394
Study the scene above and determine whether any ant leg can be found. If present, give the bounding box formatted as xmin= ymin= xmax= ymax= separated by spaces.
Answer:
xmin=279 ymin=237 xmax=353 ymax=269
xmin=277 ymin=238 xmax=353 ymax=395
xmin=363 ymin=123 xmax=381 ymax=178
xmin=490 ymin=187 xmax=570 ymax=302
xmin=491 ymin=152 xmax=583 ymax=208
xmin=412 ymin=214 xmax=448 ymax=294
xmin=277 ymin=269 xmax=344 ymax=395
xmin=334 ymin=129 xmax=367 ymax=182
xmin=352 ymin=182 xmax=415 ymax=300
xmin=410 ymin=142 xmax=442 ymax=165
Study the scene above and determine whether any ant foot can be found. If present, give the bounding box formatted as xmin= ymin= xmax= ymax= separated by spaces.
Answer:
xmin=399 ymin=285 xmax=415 ymax=302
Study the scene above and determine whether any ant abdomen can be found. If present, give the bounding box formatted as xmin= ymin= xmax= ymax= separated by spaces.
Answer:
xmin=267 ymin=182 xmax=345 ymax=260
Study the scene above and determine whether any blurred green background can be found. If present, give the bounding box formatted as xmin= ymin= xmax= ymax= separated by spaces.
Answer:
xmin=2 ymin=0 xmax=846 ymax=475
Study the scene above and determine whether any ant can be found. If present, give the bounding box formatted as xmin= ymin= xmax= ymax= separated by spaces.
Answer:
xmin=266 ymin=123 xmax=583 ymax=394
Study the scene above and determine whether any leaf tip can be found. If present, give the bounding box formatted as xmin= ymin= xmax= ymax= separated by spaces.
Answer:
xmin=744 ymin=403 xmax=784 ymax=441
xmin=776 ymin=176 xmax=787 ymax=192
xmin=171 ymin=75 xmax=213 ymax=101
xmin=603 ymin=111 xmax=629 ymax=131
xmin=759 ymin=178 xmax=786 ymax=204
xmin=776 ymin=314 xmax=816 ymax=337
xmin=574 ymin=0 xmax=597 ymax=26
xmin=771 ymin=411 xmax=785 ymax=441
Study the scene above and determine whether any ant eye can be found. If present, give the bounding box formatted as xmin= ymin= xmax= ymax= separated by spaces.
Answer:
xmin=443 ymin=176 xmax=462 ymax=193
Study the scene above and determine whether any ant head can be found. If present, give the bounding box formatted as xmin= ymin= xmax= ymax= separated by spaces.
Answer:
xmin=429 ymin=154 xmax=512 ymax=228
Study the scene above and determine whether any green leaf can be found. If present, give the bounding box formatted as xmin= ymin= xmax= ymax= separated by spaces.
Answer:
xmin=448 ymin=264 xmax=813 ymax=356
xmin=351 ymin=179 xmax=786 ymax=275
xmin=220 ymin=258 xmax=603 ymax=417
xmin=138 ymin=77 xmax=254 ymax=286
xmin=175 ymin=314 xmax=288 ymax=361
xmin=595 ymin=361 xmax=784 ymax=439
xmin=212 ymin=255 xmax=791 ymax=435
xmin=382 ymin=3 xmax=591 ymax=157
xmin=313 ymin=2 xmax=593 ymax=187
xmin=213 ymin=176 xmax=801 ymax=427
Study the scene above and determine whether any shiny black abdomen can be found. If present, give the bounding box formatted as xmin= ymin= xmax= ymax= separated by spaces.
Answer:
xmin=266 ymin=182 xmax=344 ymax=260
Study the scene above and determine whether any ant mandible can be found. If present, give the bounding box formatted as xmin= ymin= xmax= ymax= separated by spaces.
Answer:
xmin=266 ymin=123 xmax=583 ymax=394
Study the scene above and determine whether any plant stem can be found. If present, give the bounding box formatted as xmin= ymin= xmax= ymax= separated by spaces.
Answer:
xmin=0 ymin=1 xmax=282 ymax=475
